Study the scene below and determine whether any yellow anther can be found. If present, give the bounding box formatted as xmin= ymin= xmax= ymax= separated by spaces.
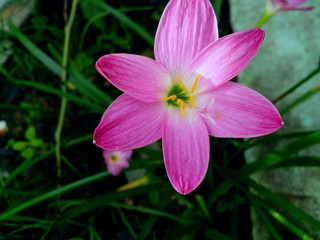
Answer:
xmin=177 ymin=99 xmax=185 ymax=116
xmin=177 ymin=75 xmax=187 ymax=93
xmin=161 ymin=95 xmax=177 ymax=101
xmin=189 ymin=96 xmax=195 ymax=108
xmin=191 ymin=74 xmax=201 ymax=93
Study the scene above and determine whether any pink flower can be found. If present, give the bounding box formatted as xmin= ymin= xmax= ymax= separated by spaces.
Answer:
xmin=103 ymin=149 xmax=132 ymax=176
xmin=94 ymin=0 xmax=283 ymax=194
xmin=268 ymin=0 xmax=314 ymax=12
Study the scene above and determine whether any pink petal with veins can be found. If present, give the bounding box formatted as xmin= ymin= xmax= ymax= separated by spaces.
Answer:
xmin=188 ymin=28 xmax=264 ymax=89
xmin=202 ymin=82 xmax=283 ymax=138
xmin=96 ymin=54 xmax=171 ymax=102
xmin=94 ymin=94 xmax=165 ymax=150
xmin=155 ymin=0 xmax=218 ymax=75
xmin=162 ymin=108 xmax=209 ymax=194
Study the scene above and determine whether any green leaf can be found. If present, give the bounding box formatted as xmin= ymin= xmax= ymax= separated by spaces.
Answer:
xmin=12 ymin=141 xmax=27 ymax=151
xmin=13 ymin=80 xmax=104 ymax=112
xmin=21 ymin=148 xmax=34 ymax=160
xmin=69 ymin=71 xmax=112 ymax=106
xmin=118 ymin=209 xmax=137 ymax=239
xmin=25 ymin=126 xmax=36 ymax=141
xmin=275 ymin=130 xmax=320 ymax=155
xmin=108 ymin=202 xmax=191 ymax=224
xmin=195 ymin=194 xmax=213 ymax=222
xmin=205 ymin=229 xmax=232 ymax=240
xmin=248 ymin=179 xmax=320 ymax=231
xmin=254 ymin=206 xmax=284 ymax=240
xmin=56 ymin=184 xmax=169 ymax=223
xmin=269 ymin=156 xmax=320 ymax=168
xmin=281 ymin=85 xmax=320 ymax=115
xmin=148 ymin=190 xmax=159 ymax=205
xmin=8 ymin=21 xmax=111 ymax=109
xmin=29 ymin=139 xmax=44 ymax=148
xmin=0 ymin=171 xmax=110 ymax=220
xmin=79 ymin=0 xmax=105 ymax=30
xmin=267 ymin=208 xmax=313 ymax=239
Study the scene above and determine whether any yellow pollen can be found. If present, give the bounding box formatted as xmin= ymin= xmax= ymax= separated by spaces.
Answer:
xmin=176 ymin=99 xmax=185 ymax=116
xmin=161 ymin=95 xmax=177 ymax=101
xmin=191 ymin=74 xmax=201 ymax=93
xmin=177 ymin=75 xmax=187 ymax=93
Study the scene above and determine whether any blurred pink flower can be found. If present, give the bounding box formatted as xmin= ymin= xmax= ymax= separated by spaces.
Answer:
xmin=94 ymin=0 xmax=283 ymax=194
xmin=268 ymin=0 xmax=314 ymax=12
xmin=103 ymin=149 xmax=132 ymax=176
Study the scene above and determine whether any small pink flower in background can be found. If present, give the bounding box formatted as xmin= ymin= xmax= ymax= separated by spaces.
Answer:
xmin=268 ymin=0 xmax=314 ymax=12
xmin=256 ymin=0 xmax=313 ymax=27
xmin=103 ymin=149 xmax=132 ymax=176
xmin=94 ymin=0 xmax=283 ymax=194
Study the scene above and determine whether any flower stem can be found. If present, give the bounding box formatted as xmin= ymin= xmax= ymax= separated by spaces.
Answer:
xmin=280 ymin=84 xmax=320 ymax=115
xmin=55 ymin=0 xmax=78 ymax=179
xmin=272 ymin=66 xmax=320 ymax=104
xmin=255 ymin=8 xmax=274 ymax=27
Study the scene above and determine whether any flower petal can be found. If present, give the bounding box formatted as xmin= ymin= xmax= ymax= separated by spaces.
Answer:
xmin=96 ymin=54 xmax=171 ymax=102
xmin=94 ymin=94 xmax=165 ymax=150
xmin=188 ymin=28 xmax=264 ymax=88
xmin=283 ymin=6 xmax=314 ymax=10
xmin=162 ymin=108 xmax=209 ymax=194
xmin=155 ymin=0 xmax=218 ymax=75
xmin=269 ymin=0 xmax=314 ymax=11
xmin=202 ymin=82 xmax=283 ymax=138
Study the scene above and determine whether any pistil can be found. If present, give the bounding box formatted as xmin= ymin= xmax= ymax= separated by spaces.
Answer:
xmin=162 ymin=74 xmax=201 ymax=116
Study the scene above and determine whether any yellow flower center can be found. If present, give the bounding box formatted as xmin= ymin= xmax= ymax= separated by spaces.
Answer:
xmin=110 ymin=154 xmax=119 ymax=163
xmin=162 ymin=74 xmax=200 ymax=116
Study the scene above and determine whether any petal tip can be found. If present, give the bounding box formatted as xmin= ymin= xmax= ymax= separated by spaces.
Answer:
xmin=175 ymin=186 xmax=193 ymax=195
xmin=172 ymin=179 xmax=202 ymax=195
xmin=254 ymin=28 xmax=265 ymax=41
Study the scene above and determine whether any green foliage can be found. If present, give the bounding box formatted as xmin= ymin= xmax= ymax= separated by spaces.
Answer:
xmin=7 ymin=126 xmax=48 ymax=160
xmin=0 ymin=0 xmax=319 ymax=239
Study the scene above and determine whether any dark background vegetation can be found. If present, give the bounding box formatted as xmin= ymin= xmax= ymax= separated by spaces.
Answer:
xmin=1 ymin=0 xmax=319 ymax=239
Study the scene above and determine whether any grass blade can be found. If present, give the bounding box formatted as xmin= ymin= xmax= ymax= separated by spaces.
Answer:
xmin=88 ymin=0 xmax=154 ymax=46
xmin=248 ymin=179 xmax=320 ymax=230
xmin=0 ymin=171 xmax=110 ymax=220
xmin=8 ymin=21 xmax=61 ymax=76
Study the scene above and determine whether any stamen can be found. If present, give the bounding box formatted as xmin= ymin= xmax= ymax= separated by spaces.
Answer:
xmin=189 ymin=96 xmax=195 ymax=108
xmin=177 ymin=99 xmax=185 ymax=116
xmin=177 ymin=75 xmax=187 ymax=93
xmin=161 ymin=95 xmax=177 ymax=101
xmin=191 ymin=74 xmax=201 ymax=93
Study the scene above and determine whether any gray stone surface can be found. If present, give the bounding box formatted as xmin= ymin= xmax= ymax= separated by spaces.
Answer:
xmin=230 ymin=0 xmax=320 ymax=239
xmin=0 ymin=0 xmax=33 ymax=64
